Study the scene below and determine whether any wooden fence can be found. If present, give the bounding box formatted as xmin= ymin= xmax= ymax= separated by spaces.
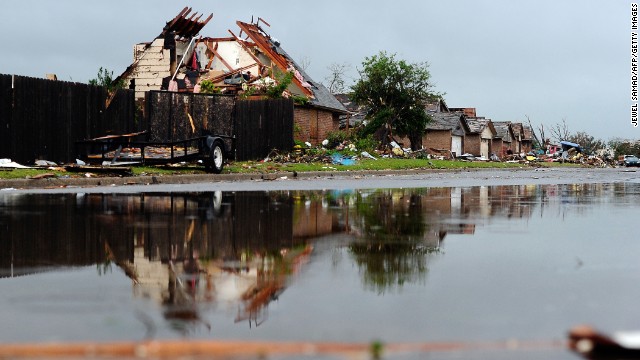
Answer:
xmin=146 ymin=92 xmax=294 ymax=161
xmin=234 ymin=98 xmax=294 ymax=161
xmin=0 ymin=74 xmax=136 ymax=164
xmin=1 ymin=74 xmax=294 ymax=164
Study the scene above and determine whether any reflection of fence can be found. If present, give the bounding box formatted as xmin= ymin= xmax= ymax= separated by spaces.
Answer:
xmin=0 ymin=74 xmax=136 ymax=164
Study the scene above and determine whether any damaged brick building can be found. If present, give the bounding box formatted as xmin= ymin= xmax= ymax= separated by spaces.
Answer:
xmin=117 ymin=8 xmax=347 ymax=147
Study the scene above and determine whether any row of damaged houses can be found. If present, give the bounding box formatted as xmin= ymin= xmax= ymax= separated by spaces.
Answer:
xmin=408 ymin=102 xmax=534 ymax=160
xmin=116 ymin=8 xmax=532 ymax=159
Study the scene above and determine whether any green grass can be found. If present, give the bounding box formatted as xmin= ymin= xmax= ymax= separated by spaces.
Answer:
xmin=225 ymin=158 xmax=531 ymax=174
xmin=0 ymin=159 xmax=584 ymax=180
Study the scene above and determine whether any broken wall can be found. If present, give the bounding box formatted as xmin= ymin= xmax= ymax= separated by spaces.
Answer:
xmin=129 ymin=38 xmax=173 ymax=99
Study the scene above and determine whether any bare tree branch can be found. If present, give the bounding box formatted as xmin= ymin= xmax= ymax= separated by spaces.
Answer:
xmin=525 ymin=115 xmax=543 ymax=148
xmin=298 ymin=56 xmax=311 ymax=71
xmin=324 ymin=62 xmax=351 ymax=94
xmin=550 ymin=118 xmax=571 ymax=143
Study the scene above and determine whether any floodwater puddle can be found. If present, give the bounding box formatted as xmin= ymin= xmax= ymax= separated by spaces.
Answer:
xmin=1 ymin=183 xmax=639 ymax=358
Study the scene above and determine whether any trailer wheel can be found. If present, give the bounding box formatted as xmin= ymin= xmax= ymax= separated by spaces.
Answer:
xmin=208 ymin=140 xmax=225 ymax=174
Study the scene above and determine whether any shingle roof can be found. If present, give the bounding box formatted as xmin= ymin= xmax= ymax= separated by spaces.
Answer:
xmin=511 ymin=122 xmax=524 ymax=137
xmin=426 ymin=112 xmax=466 ymax=136
xmin=465 ymin=117 xmax=496 ymax=137
xmin=334 ymin=93 xmax=367 ymax=127
xmin=492 ymin=121 xmax=513 ymax=142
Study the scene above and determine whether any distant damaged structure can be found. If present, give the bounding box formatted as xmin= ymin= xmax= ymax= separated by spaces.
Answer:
xmin=118 ymin=8 xmax=347 ymax=145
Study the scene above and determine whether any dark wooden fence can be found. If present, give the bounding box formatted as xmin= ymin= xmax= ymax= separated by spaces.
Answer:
xmin=0 ymin=74 xmax=136 ymax=164
xmin=235 ymin=98 xmax=294 ymax=161
xmin=146 ymin=92 xmax=294 ymax=161
xmin=1 ymin=74 xmax=294 ymax=164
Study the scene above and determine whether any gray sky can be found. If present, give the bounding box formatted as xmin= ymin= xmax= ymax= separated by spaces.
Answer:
xmin=0 ymin=0 xmax=633 ymax=141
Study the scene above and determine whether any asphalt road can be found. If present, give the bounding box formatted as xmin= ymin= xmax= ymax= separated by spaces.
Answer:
xmin=1 ymin=167 xmax=639 ymax=194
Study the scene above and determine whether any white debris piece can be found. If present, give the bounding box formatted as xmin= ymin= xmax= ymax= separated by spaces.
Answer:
xmin=0 ymin=159 xmax=32 ymax=169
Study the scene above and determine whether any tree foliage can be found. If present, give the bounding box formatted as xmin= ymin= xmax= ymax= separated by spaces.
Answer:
xmin=566 ymin=131 xmax=605 ymax=155
xmin=608 ymin=138 xmax=640 ymax=158
xmin=350 ymin=51 xmax=440 ymax=150
xmin=88 ymin=67 xmax=124 ymax=93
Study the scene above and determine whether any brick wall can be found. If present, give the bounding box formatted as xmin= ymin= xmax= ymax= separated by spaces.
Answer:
xmin=423 ymin=130 xmax=452 ymax=151
xmin=465 ymin=134 xmax=481 ymax=156
xmin=492 ymin=139 xmax=503 ymax=157
xmin=293 ymin=107 xmax=339 ymax=145
xmin=126 ymin=38 xmax=172 ymax=100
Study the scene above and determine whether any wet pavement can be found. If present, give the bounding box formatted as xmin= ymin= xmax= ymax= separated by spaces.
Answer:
xmin=1 ymin=169 xmax=640 ymax=359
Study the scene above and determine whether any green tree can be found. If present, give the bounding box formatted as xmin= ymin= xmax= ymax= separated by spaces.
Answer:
xmin=89 ymin=67 xmax=124 ymax=93
xmin=608 ymin=138 xmax=640 ymax=158
xmin=351 ymin=51 xmax=440 ymax=150
xmin=566 ymin=131 xmax=605 ymax=155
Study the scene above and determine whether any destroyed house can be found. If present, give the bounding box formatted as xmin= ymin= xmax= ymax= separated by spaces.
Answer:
xmin=117 ymin=7 xmax=213 ymax=99
xmin=119 ymin=9 xmax=347 ymax=146
xmin=232 ymin=20 xmax=347 ymax=144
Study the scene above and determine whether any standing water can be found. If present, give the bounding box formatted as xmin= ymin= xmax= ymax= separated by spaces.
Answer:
xmin=1 ymin=183 xmax=639 ymax=358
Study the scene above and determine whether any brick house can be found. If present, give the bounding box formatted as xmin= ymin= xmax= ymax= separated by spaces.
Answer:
xmin=118 ymin=8 xmax=346 ymax=145
xmin=492 ymin=121 xmax=515 ymax=158
xmin=463 ymin=118 xmax=496 ymax=158
xmin=423 ymin=112 xmax=469 ymax=158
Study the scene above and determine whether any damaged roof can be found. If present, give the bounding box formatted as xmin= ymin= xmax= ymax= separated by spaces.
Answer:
xmin=235 ymin=20 xmax=347 ymax=114
xmin=426 ymin=112 xmax=468 ymax=137
xmin=466 ymin=117 xmax=496 ymax=136
xmin=161 ymin=7 xmax=213 ymax=39
xmin=492 ymin=121 xmax=514 ymax=142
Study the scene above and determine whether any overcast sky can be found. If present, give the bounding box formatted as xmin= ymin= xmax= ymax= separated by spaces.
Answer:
xmin=0 ymin=1 xmax=633 ymax=141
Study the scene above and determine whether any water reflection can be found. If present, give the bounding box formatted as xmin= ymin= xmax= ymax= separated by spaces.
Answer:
xmin=0 ymin=183 xmax=637 ymax=336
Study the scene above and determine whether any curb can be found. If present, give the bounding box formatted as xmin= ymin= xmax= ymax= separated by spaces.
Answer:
xmin=0 ymin=167 xmax=531 ymax=190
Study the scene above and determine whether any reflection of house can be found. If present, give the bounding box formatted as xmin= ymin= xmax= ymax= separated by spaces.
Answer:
xmin=119 ymin=8 xmax=347 ymax=146
xmin=464 ymin=118 xmax=496 ymax=158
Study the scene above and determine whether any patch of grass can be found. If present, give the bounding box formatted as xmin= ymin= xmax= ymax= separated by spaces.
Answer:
xmin=225 ymin=158 xmax=527 ymax=174
xmin=131 ymin=165 xmax=207 ymax=176
xmin=0 ymin=159 xmax=585 ymax=180
xmin=0 ymin=168 xmax=67 ymax=180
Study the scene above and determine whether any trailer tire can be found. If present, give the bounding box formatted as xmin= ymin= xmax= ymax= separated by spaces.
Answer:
xmin=208 ymin=140 xmax=225 ymax=174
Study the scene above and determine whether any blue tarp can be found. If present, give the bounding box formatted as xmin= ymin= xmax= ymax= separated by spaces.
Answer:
xmin=331 ymin=154 xmax=355 ymax=165
xmin=560 ymin=141 xmax=583 ymax=153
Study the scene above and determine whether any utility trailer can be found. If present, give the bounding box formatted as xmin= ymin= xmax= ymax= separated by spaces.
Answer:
xmin=76 ymin=131 xmax=234 ymax=173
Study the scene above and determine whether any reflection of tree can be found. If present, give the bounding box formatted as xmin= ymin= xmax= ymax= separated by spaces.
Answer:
xmin=355 ymin=191 xmax=426 ymax=241
xmin=349 ymin=242 xmax=438 ymax=294
xmin=349 ymin=190 xmax=438 ymax=293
